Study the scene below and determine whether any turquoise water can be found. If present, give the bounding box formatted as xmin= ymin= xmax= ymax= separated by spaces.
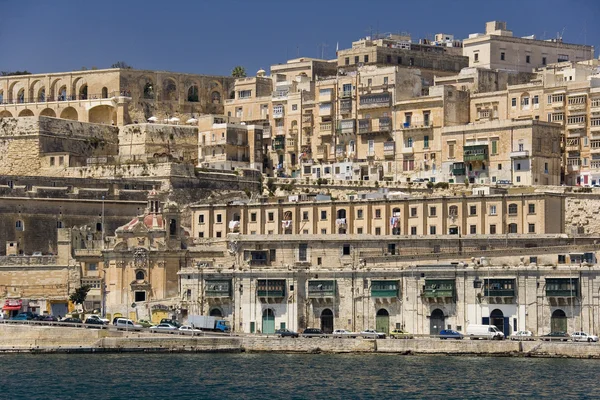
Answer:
xmin=0 ymin=353 xmax=596 ymax=399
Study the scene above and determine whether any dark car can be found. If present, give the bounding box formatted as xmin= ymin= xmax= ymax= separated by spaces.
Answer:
xmin=275 ymin=328 xmax=299 ymax=338
xmin=62 ymin=317 xmax=82 ymax=324
xmin=439 ymin=329 xmax=463 ymax=340
xmin=542 ymin=331 xmax=570 ymax=341
xmin=11 ymin=312 xmax=35 ymax=321
xmin=160 ymin=318 xmax=182 ymax=328
xmin=302 ymin=328 xmax=325 ymax=338
xmin=84 ymin=318 xmax=105 ymax=328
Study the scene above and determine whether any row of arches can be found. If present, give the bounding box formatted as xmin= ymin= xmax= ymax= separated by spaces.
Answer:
xmin=0 ymin=81 xmax=108 ymax=104
xmin=0 ymin=105 xmax=116 ymax=124
xmin=141 ymin=81 xmax=222 ymax=104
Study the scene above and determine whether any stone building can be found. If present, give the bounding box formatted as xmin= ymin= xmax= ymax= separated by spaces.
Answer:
xmin=0 ymin=68 xmax=234 ymax=125
xmin=463 ymin=21 xmax=594 ymax=73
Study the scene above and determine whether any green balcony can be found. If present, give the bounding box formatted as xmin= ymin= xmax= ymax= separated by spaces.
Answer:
xmin=484 ymin=279 xmax=515 ymax=297
xmin=257 ymin=279 xmax=286 ymax=298
xmin=371 ymin=280 xmax=399 ymax=298
xmin=205 ymin=279 xmax=232 ymax=298
xmin=308 ymin=280 xmax=336 ymax=298
xmin=423 ymin=279 xmax=455 ymax=298
xmin=463 ymin=145 xmax=488 ymax=162
xmin=273 ymin=137 xmax=285 ymax=151
xmin=546 ymin=278 xmax=579 ymax=297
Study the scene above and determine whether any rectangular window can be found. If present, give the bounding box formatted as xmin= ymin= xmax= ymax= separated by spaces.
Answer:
xmin=342 ymin=244 xmax=350 ymax=256
xmin=500 ymin=52 xmax=505 ymax=61
xmin=375 ymin=209 xmax=381 ymax=218
xmin=397 ymin=56 xmax=402 ymax=65
xmin=470 ymin=225 xmax=477 ymax=234
xmin=320 ymin=210 xmax=327 ymax=220
xmin=268 ymin=212 xmax=274 ymax=222
xmin=542 ymin=56 xmax=547 ymax=65
xmin=528 ymin=223 xmax=535 ymax=233
xmin=357 ymin=227 xmax=363 ymax=234
xmin=250 ymin=213 xmax=257 ymax=222
xmin=199 ymin=215 xmax=205 ymax=224
xmin=474 ymin=52 xmax=479 ymax=62
xmin=375 ymin=227 xmax=381 ymax=235
xmin=299 ymin=244 xmax=308 ymax=262
xmin=491 ymin=140 xmax=498 ymax=155
xmin=489 ymin=205 xmax=497 ymax=215
xmin=364 ymin=55 xmax=369 ymax=63
xmin=430 ymin=226 xmax=437 ymax=235
xmin=410 ymin=226 xmax=417 ymax=235
xmin=357 ymin=209 xmax=363 ymax=219
xmin=216 ymin=214 xmax=222 ymax=223
xmin=429 ymin=206 xmax=437 ymax=217
xmin=544 ymin=162 xmax=548 ymax=174
xmin=302 ymin=211 xmax=309 ymax=221
xmin=528 ymin=204 xmax=535 ymax=214
xmin=238 ymin=90 xmax=252 ymax=99
xmin=525 ymin=55 xmax=531 ymax=63
xmin=410 ymin=207 xmax=417 ymax=217
xmin=216 ymin=231 xmax=222 ymax=238
xmin=511 ymin=98 xmax=517 ymax=107
xmin=424 ymin=135 xmax=429 ymax=148
xmin=321 ymin=228 xmax=327 ymax=234
xmin=345 ymin=57 xmax=349 ymax=65
xmin=448 ymin=143 xmax=455 ymax=158
xmin=490 ymin=224 xmax=496 ymax=234
xmin=470 ymin=205 xmax=477 ymax=215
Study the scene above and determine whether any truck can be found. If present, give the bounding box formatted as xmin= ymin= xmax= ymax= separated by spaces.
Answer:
xmin=466 ymin=324 xmax=505 ymax=340
xmin=187 ymin=315 xmax=230 ymax=333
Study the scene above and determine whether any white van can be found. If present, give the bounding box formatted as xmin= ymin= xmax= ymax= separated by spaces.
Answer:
xmin=466 ymin=324 xmax=504 ymax=340
xmin=115 ymin=318 xmax=143 ymax=331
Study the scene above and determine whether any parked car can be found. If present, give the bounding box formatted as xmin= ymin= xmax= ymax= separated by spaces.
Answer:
xmin=332 ymin=329 xmax=357 ymax=338
xmin=11 ymin=312 xmax=35 ymax=321
xmin=85 ymin=315 xmax=109 ymax=324
xmin=510 ymin=330 xmax=534 ymax=340
xmin=541 ymin=332 xmax=570 ymax=341
xmin=115 ymin=318 xmax=143 ymax=331
xmin=301 ymin=328 xmax=325 ymax=338
xmin=159 ymin=318 xmax=181 ymax=328
xmin=439 ymin=329 xmax=463 ymax=340
xmin=137 ymin=319 xmax=153 ymax=328
xmin=39 ymin=315 xmax=58 ymax=322
xmin=360 ymin=329 xmax=386 ymax=339
xmin=84 ymin=318 xmax=105 ymax=328
xmin=571 ymin=331 xmax=599 ymax=342
xmin=178 ymin=325 xmax=202 ymax=333
xmin=466 ymin=324 xmax=504 ymax=340
xmin=275 ymin=328 xmax=299 ymax=338
xmin=62 ymin=317 xmax=83 ymax=324
xmin=150 ymin=323 xmax=179 ymax=332
xmin=389 ymin=329 xmax=414 ymax=339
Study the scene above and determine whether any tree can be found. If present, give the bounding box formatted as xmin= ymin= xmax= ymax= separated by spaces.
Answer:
xmin=69 ymin=285 xmax=91 ymax=312
xmin=0 ymin=70 xmax=32 ymax=76
xmin=111 ymin=61 xmax=132 ymax=69
xmin=231 ymin=66 xmax=247 ymax=78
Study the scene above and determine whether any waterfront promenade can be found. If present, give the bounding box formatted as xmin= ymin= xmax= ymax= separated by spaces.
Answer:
xmin=2 ymin=323 xmax=600 ymax=358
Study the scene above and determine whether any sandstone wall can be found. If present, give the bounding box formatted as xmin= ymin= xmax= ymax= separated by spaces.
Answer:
xmin=119 ymin=123 xmax=199 ymax=162
xmin=565 ymin=195 xmax=600 ymax=235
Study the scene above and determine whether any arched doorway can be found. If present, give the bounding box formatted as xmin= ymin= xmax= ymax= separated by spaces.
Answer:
xmin=489 ymin=309 xmax=507 ymax=335
xmin=88 ymin=105 xmax=116 ymax=124
xmin=430 ymin=309 xmax=445 ymax=335
xmin=262 ymin=308 xmax=275 ymax=334
xmin=551 ymin=309 xmax=567 ymax=332
xmin=320 ymin=308 xmax=334 ymax=333
xmin=209 ymin=308 xmax=223 ymax=317
xmin=376 ymin=309 xmax=390 ymax=334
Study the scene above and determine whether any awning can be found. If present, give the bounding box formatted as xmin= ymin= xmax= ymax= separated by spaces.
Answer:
xmin=2 ymin=305 xmax=21 ymax=311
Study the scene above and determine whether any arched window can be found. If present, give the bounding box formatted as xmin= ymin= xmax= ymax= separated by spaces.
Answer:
xmin=143 ymin=82 xmax=154 ymax=99
xmin=101 ymin=87 xmax=108 ymax=98
xmin=17 ymin=89 xmax=25 ymax=104
xmin=15 ymin=220 xmax=24 ymax=231
xmin=38 ymin=88 xmax=45 ymax=102
xmin=58 ymin=86 xmax=67 ymax=101
xmin=508 ymin=203 xmax=518 ymax=215
xmin=211 ymin=91 xmax=221 ymax=104
xmin=135 ymin=270 xmax=145 ymax=281
xmin=163 ymin=79 xmax=177 ymax=101
xmin=508 ymin=223 xmax=518 ymax=233
xmin=187 ymin=85 xmax=199 ymax=102
xmin=79 ymin=84 xmax=88 ymax=100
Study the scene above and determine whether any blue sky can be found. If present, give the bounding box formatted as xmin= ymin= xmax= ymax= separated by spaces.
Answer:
xmin=1 ymin=0 xmax=598 ymax=77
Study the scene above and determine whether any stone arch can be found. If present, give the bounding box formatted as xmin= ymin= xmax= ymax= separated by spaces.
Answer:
xmin=320 ymin=308 xmax=334 ymax=333
xmin=49 ymin=78 xmax=61 ymax=101
xmin=209 ymin=308 xmax=223 ymax=317
xmin=8 ymin=81 xmax=20 ymax=103
xmin=72 ymin=77 xmax=84 ymax=99
xmin=551 ymin=309 xmax=567 ymax=332
xmin=211 ymin=91 xmax=221 ymax=104
xmin=88 ymin=105 xmax=116 ymax=124
xmin=101 ymin=87 xmax=108 ymax=98
xmin=39 ymin=108 xmax=56 ymax=117
xmin=28 ymin=79 xmax=42 ymax=100
xmin=162 ymin=78 xmax=177 ymax=101
xmin=18 ymin=109 xmax=34 ymax=117
xmin=60 ymin=107 xmax=78 ymax=120
xmin=17 ymin=88 xmax=25 ymax=104
xmin=79 ymin=84 xmax=88 ymax=100
xmin=376 ymin=308 xmax=390 ymax=334
xmin=37 ymin=87 xmax=46 ymax=102
xmin=430 ymin=308 xmax=445 ymax=335
xmin=187 ymin=84 xmax=199 ymax=102
xmin=58 ymin=85 xmax=67 ymax=101
xmin=0 ymin=111 xmax=13 ymax=118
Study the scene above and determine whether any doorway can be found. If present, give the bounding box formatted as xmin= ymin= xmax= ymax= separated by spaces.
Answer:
xmin=551 ymin=309 xmax=567 ymax=332
xmin=320 ymin=308 xmax=334 ymax=333
xmin=262 ymin=308 xmax=275 ymax=334
xmin=376 ymin=309 xmax=390 ymax=334
xmin=430 ymin=309 xmax=445 ymax=335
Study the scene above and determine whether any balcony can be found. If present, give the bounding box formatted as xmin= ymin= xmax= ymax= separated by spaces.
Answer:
xmin=423 ymin=280 xmax=455 ymax=302
xmin=262 ymin=126 xmax=272 ymax=139
xmin=484 ymin=279 xmax=515 ymax=298
xmin=319 ymin=122 xmax=333 ymax=135
xmin=359 ymin=93 xmax=391 ymax=109
xmin=338 ymin=119 xmax=355 ymax=134
xmin=316 ymin=145 xmax=328 ymax=160
xmin=565 ymin=139 xmax=580 ymax=152
xmin=302 ymin=114 xmax=313 ymax=124
xmin=401 ymin=146 xmax=414 ymax=154
xmin=509 ymin=150 xmax=530 ymax=158
xmin=384 ymin=142 xmax=395 ymax=158
xmin=377 ymin=117 xmax=391 ymax=133
xmin=319 ymin=106 xmax=332 ymax=117
xmin=401 ymin=123 xmax=433 ymax=132
xmin=340 ymin=90 xmax=353 ymax=98
xmin=308 ymin=280 xmax=336 ymax=299
xmin=463 ymin=145 xmax=488 ymax=162
xmin=319 ymin=91 xmax=333 ymax=102
xmin=205 ymin=279 xmax=232 ymax=298
xmin=358 ymin=119 xmax=370 ymax=134
xmin=546 ymin=278 xmax=579 ymax=298
xmin=335 ymin=145 xmax=345 ymax=159
xmin=340 ymin=99 xmax=352 ymax=114
xmin=371 ymin=280 xmax=399 ymax=298
xmin=273 ymin=137 xmax=285 ymax=151
xmin=248 ymin=250 xmax=269 ymax=265
xmin=273 ymin=110 xmax=284 ymax=119
xmin=257 ymin=279 xmax=286 ymax=298
xmin=286 ymin=139 xmax=296 ymax=150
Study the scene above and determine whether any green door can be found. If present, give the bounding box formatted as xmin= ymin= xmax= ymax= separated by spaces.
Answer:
xmin=375 ymin=309 xmax=390 ymax=334
xmin=551 ymin=309 xmax=567 ymax=332
xmin=262 ymin=309 xmax=275 ymax=334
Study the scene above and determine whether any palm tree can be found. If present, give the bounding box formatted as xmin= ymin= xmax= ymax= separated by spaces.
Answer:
xmin=231 ymin=66 xmax=247 ymax=78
